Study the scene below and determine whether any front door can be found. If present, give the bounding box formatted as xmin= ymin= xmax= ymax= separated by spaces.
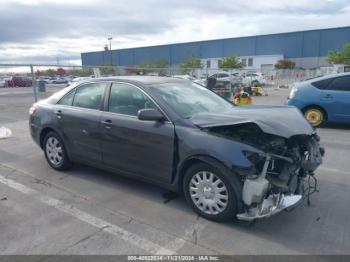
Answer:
xmin=101 ymin=82 xmax=175 ymax=184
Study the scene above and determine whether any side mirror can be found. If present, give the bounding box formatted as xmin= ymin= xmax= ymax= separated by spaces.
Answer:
xmin=137 ymin=109 xmax=165 ymax=121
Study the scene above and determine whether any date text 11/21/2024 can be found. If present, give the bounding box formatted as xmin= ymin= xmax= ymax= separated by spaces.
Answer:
xmin=127 ymin=255 xmax=219 ymax=261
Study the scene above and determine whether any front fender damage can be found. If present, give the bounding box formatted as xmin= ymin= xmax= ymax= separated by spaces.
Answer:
xmin=236 ymin=154 xmax=303 ymax=221
xmin=204 ymin=122 xmax=325 ymax=221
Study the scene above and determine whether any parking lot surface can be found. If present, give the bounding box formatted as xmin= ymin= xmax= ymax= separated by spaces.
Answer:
xmin=0 ymin=86 xmax=350 ymax=255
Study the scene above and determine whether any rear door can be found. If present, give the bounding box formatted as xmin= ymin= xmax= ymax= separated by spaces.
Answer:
xmin=321 ymin=76 xmax=350 ymax=122
xmin=56 ymin=82 xmax=108 ymax=163
xmin=100 ymin=82 xmax=175 ymax=184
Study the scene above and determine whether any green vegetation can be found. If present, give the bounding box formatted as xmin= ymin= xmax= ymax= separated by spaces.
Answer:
xmin=35 ymin=66 xmax=118 ymax=78
xmin=35 ymin=68 xmax=66 ymax=77
xmin=218 ymin=56 xmax=244 ymax=70
xmin=67 ymin=68 xmax=94 ymax=77
xmin=99 ymin=66 xmax=118 ymax=76
xmin=274 ymin=59 xmax=296 ymax=69
xmin=139 ymin=58 xmax=169 ymax=75
xmin=327 ymin=43 xmax=350 ymax=65
xmin=181 ymin=55 xmax=202 ymax=74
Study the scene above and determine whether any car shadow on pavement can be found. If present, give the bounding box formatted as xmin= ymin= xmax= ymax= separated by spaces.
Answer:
xmin=319 ymin=122 xmax=350 ymax=130
xmin=24 ymin=155 xmax=350 ymax=255
xmin=60 ymin=163 xmax=193 ymax=212
xmin=212 ymin=176 xmax=349 ymax=254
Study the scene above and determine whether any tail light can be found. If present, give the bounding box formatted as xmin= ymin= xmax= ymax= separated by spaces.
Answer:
xmin=288 ymin=87 xmax=298 ymax=99
xmin=29 ymin=105 xmax=37 ymax=116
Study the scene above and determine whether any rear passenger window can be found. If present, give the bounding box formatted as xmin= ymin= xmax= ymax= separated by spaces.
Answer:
xmin=312 ymin=78 xmax=333 ymax=90
xmin=58 ymin=89 xmax=75 ymax=106
xmin=328 ymin=76 xmax=350 ymax=91
xmin=72 ymin=83 xmax=105 ymax=110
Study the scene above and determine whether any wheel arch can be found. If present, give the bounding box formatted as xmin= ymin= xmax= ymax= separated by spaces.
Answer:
xmin=177 ymin=154 xmax=244 ymax=214
xmin=41 ymin=126 xmax=72 ymax=170
xmin=39 ymin=126 xmax=59 ymax=149
xmin=301 ymin=104 xmax=328 ymax=121
xmin=177 ymin=155 xmax=242 ymax=193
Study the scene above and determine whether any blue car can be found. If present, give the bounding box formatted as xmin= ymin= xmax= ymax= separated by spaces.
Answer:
xmin=287 ymin=72 xmax=350 ymax=127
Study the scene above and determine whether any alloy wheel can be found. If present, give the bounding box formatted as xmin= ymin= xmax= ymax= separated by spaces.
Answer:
xmin=45 ymin=137 xmax=63 ymax=166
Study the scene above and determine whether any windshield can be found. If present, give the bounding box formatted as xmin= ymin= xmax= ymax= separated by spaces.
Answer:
xmin=152 ymin=82 xmax=234 ymax=118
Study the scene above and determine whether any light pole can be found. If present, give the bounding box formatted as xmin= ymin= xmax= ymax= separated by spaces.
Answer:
xmin=108 ymin=37 xmax=113 ymax=66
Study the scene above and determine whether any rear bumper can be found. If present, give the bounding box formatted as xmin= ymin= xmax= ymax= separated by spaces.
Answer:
xmin=29 ymin=121 xmax=41 ymax=147
xmin=286 ymin=99 xmax=305 ymax=110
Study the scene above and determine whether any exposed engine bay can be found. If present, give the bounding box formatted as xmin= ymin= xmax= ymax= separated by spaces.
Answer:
xmin=207 ymin=123 xmax=325 ymax=221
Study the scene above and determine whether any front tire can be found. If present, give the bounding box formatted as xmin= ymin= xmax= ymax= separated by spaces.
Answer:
xmin=183 ymin=163 xmax=239 ymax=222
xmin=43 ymin=132 xmax=71 ymax=170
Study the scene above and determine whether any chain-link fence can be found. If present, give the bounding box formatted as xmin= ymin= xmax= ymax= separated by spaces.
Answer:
xmin=0 ymin=63 xmax=338 ymax=102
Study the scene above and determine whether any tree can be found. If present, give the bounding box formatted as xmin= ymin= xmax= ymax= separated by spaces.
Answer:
xmin=139 ymin=60 xmax=154 ymax=75
xmin=154 ymin=58 xmax=169 ymax=69
xmin=154 ymin=59 xmax=169 ymax=76
xmin=67 ymin=68 xmax=93 ymax=77
xmin=327 ymin=43 xmax=350 ymax=65
xmin=139 ymin=59 xmax=169 ymax=75
xmin=274 ymin=59 xmax=296 ymax=69
xmin=57 ymin=68 xmax=66 ymax=76
xmin=35 ymin=68 xmax=66 ymax=77
xmin=35 ymin=70 xmax=43 ymax=77
xmin=218 ymin=56 xmax=244 ymax=70
xmin=99 ymin=65 xmax=118 ymax=76
xmin=45 ymin=69 xmax=57 ymax=77
xmin=181 ymin=55 xmax=202 ymax=74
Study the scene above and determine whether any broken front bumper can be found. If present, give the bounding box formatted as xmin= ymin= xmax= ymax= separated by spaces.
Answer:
xmin=236 ymin=194 xmax=302 ymax=221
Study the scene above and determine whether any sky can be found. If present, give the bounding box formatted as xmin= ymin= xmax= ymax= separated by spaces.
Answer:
xmin=0 ymin=0 xmax=349 ymax=65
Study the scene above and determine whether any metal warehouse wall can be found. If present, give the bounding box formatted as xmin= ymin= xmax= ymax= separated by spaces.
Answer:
xmin=81 ymin=26 xmax=350 ymax=66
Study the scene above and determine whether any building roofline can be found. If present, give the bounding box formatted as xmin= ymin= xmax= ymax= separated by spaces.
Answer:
xmin=82 ymin=26 xmax=350 ymax=55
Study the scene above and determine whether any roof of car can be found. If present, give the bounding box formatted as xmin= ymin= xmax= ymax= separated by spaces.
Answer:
xmin=79 ymin=76 xmax=188 ymax=85
xmin=304 ymin=72 xmax=350 ymax=83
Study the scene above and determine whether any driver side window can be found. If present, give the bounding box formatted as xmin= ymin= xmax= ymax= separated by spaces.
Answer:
xmin=108 ymin=83 xmax=158 ymax=116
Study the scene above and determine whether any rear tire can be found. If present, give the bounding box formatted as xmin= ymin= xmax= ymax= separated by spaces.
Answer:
xmin=303 ymin=107 xmax=325 ymax=127
xmin=43 ymin=131 xmax=72 ymax=170
xmin=183 ymin=163 xmax=240 ymax=222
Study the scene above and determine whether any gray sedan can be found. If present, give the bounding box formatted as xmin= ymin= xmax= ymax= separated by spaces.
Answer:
xmin=29 ymin=76 xmax=324 ymax=222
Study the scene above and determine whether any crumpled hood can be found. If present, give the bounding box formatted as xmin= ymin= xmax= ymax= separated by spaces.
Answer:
xmin=191 ymin=105 xmax=314 ymax=138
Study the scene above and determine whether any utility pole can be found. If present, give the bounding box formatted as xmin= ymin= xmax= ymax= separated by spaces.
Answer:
xmin=108 ymin=37 xmax=113 ymax=66
xmin=30 ymin=64 xmax=37 ymax=102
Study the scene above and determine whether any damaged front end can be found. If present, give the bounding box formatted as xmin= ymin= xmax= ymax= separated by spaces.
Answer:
xmin=207 ymin=123 xmax=325 ymax=221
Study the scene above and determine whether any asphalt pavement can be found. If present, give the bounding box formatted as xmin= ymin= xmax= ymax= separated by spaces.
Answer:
xmin=0 ymin=85 xmax=349 ymax=255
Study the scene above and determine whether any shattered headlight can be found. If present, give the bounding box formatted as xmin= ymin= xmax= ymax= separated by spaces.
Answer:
xmin=243 ymin=151 xmax=265 ymax=164
xmin=242 ymin=151 xmax=267 ymax=179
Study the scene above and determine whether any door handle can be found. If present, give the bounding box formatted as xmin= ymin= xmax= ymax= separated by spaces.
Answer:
xmin=324 ymin=94 xmax=333 ymax=98
xmin=55 ymin=110 xmax=62 ymax=118
xmin=102 ymin=119 xmax=112 ymax=129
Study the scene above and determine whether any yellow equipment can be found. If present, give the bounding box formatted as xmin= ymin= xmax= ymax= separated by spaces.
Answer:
xmin=251 ymin=85 xmax=264 ymax=96
xmin=233 ymin=92 xmax=252 ymax=106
